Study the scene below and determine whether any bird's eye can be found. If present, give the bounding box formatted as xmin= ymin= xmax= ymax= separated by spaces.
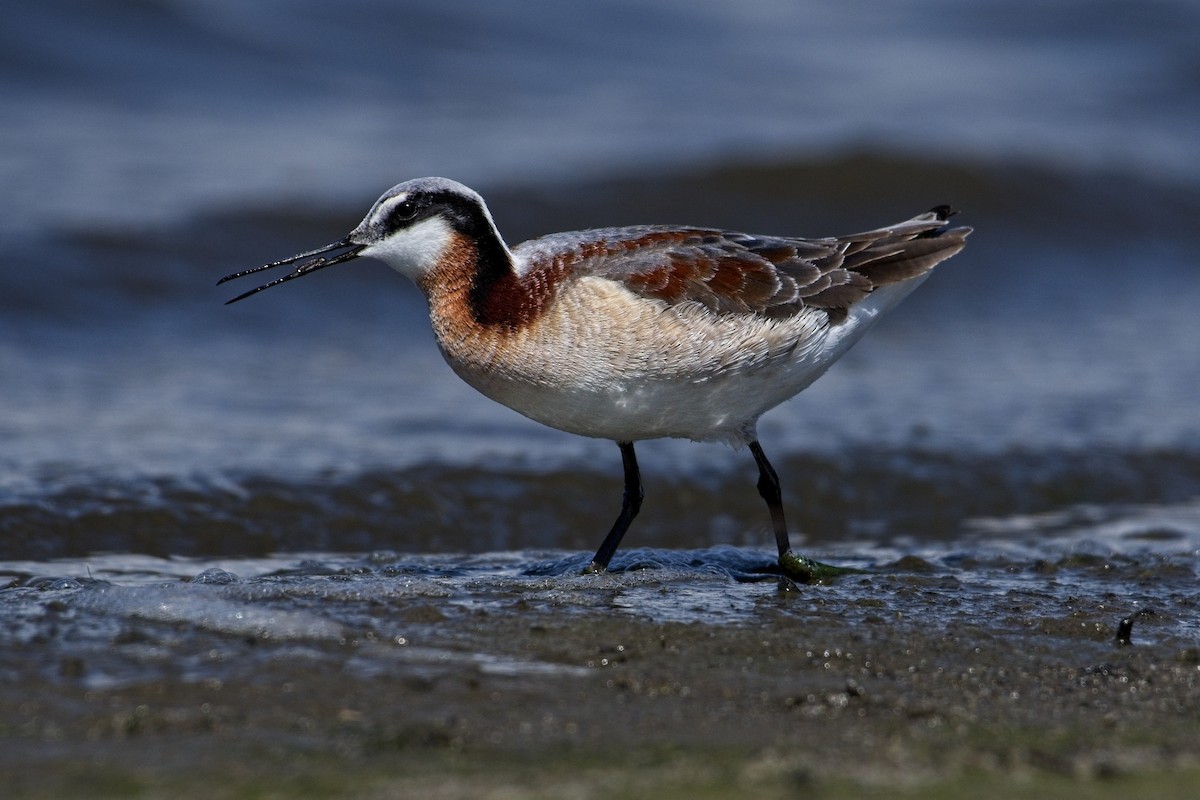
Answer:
xmin=391 ymin=199 xmax=419 ymax=222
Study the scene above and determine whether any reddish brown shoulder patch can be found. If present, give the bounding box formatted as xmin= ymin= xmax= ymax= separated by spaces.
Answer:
xmin=468 ymin=254 xmax=570 ymax=330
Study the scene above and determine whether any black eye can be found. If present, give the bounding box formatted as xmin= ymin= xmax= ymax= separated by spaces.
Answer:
xmin=391 ymin=199 xmax=419 ymax=222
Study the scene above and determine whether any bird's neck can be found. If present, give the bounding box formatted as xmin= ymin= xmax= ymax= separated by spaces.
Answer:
xmin=420 ymin=230 xmax=563 ymax=339
xmin=424 ymin=229 xmax=562 ymax=330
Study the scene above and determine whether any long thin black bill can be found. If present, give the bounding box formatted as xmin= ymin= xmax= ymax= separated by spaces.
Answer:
xmin=218 ymin=238 xmax=365 ymax=305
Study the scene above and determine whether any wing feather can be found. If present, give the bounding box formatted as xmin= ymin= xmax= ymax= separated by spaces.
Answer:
xmin=509 ymin=208 xmax=970 ymax=323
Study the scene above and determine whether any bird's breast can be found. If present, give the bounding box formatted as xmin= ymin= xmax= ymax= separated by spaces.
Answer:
xmin=426 ymin=276 xmax=837 ymax=443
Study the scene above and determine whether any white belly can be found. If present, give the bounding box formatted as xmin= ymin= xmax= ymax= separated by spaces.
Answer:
xmin=436 ymin=275 xmax=926 ymax=445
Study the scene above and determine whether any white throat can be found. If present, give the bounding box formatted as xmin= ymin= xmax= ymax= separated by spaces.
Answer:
xmin=359 ymin=215 xmax=454 ymax=282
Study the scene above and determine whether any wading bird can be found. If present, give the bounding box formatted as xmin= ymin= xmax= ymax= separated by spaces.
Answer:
xmin=220 ymin=178 xmax=970 ymax=580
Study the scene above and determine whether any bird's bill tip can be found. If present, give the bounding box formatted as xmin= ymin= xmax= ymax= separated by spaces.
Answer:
xmin=218 ymin=238 xmax=364 ymax=303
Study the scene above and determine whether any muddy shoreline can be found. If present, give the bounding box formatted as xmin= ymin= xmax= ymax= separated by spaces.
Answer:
xmin=3 ymin=557 xmax=1198 ymax=799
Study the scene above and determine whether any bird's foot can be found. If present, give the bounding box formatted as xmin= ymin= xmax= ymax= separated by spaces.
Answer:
xmin=778 ymin=550 xmax=863 ymax=584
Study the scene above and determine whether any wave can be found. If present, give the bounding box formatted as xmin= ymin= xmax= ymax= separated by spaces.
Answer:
xmin=5 ymin=446 xmax=1199 ymax=561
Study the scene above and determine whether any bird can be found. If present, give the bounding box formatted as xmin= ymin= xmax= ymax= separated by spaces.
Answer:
xmin=219 ymin=177 xmax=971 ymax=581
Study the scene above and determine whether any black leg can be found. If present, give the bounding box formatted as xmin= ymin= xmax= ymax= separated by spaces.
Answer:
xmin=749 ymin=440 xmax=791 ymax=558
xmin=587 ymin=441 xmax=643 ymax=572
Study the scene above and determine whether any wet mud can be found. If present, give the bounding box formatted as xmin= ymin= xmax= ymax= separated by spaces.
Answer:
xmin=2 ymin=546 xmax=1197 ymax=798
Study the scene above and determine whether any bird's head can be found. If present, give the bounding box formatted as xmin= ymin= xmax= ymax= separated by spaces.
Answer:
xmin=218 ymin=177 xmax=507 ymax=303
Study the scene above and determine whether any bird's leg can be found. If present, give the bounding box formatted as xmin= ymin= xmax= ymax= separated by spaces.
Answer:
xmin=749 ymin=440 xmax=791 ymax=557
xmin=749 ymin=440 xmax=854 ymax=584
xmin=586 ymin=441 xmax=643 ymax=573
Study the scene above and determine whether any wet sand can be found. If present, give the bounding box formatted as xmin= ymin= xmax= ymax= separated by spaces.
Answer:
xmin=3 ymin=555 xmax=1198 ymax=799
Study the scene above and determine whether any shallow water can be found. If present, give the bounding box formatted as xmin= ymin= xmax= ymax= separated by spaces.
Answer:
xmin=4 ymin=500 xmax=1196 ymax=693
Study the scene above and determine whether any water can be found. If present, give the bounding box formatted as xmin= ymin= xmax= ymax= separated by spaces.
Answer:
xmin=2 ymin=0 xmax=1199 ymax=708
xmin=2 ymin=520 xmax=1195 ymax=699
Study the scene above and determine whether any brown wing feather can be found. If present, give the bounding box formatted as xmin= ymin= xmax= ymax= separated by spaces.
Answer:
xmin=510 ymin=207 xmax=971 ymax=323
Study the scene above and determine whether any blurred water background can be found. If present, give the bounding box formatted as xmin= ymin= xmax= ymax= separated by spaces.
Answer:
xmin=2 ymin=0 xmax=1199 ymax=577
